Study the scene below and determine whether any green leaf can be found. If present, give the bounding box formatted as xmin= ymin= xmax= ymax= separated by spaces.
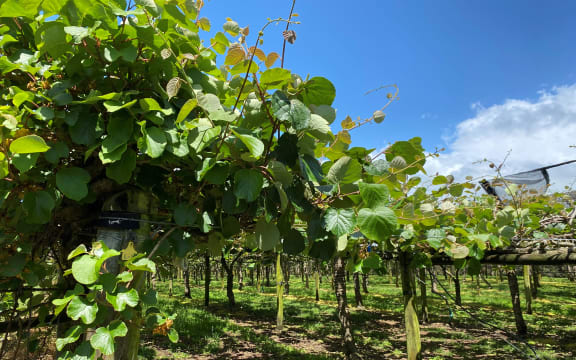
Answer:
xmin=326 ymin=156 xmax=362 ymax=184
xmin=223 ymin=20 xmax=240 ymax=36
xmin=197 ymin=93 xmax=223 ymax=114
xmin=426 ymin=229 xmax=445 ymax=250
xmin=188 ymin=126 xmax=221 ymax=153
xmin=90 ymin=321 xmax=128 ymax=356
xmin=432 ymin=175 xmax=448 ymax=185
xmin=233 ymin=169 xmax=264 ymax=202
xmin=106 ymin=288 xmax=139 ymax=311
xmin=102 ymin=117 xmax=133 ymax=154
xmin=267 ymin=160 xmax=293 ymax=187
xmin=126 ymin=257 xmax=156 ymax=273
xmin=11 ymin=153 xmax=39 ymax=173
xmin=135 ymin=0 xmax=161 ymax=17
xmin=42 ymin=22 xmax=69 ymax=58
xmin=222 ymin=216 xmax=241 ymax=238
xmin=139 ymin=98 xmax=162 ymax=112
xmin=106 ymin=149 xmax=137 ymax=184
xmin=357 ymin=206 xmax=397 ymax=241
xmin=56 ymin=325 xmax=83 ymax=351
xmin=254 ymin=218 xmax=280 ymax=251
xmin=310 ymin=104 xmax=337 ymax=124
xmin=271 ymin=91 xmax=311 ymax=131
xmin=359 ymin=183 xmax=390 ymax=209
xmin=174 ymin=203 xmax=198 ymax=226
xmin=103 ymin=99 xmax=137 ymax=113
xmin=44 ymin=142 xmax=69 ymax=164
xmin=308 ymin=114 xmax=333 ymax=141
xmin=231 ymin=129 xmax=264 ymax=159
xmin=56 ymin=167 xmax=91 ymax=201
xmin=282 ymin=229 xmax=306 ymax=255
xmin=324 ymin=208 xmax=356 ymax=237
xmin=168 ymin=328 xmax=179 ymax=343
xmin=144 ymin=127 xmax=167 ymax=158
xmin=10 ymin=135 xmax=50 ymax=154
xmin=71 ymin=255 xmax=99 ymax=285
xmin=67 ymin=296 xmax=98 ymax=324
xmin=450 ymin=243 xmax=469 ymax=259
xmin=64 ymin=26 xmax=92 ymax=44
xmin=67 ymin=244 xmax=88 ymax=260
xmin=365 ymin=159 xmax=389 ymax=176
xmin=0 ymin=253 xmax=26 ymax=277
xmin=0 ymin=0 xmax=43 ymax=18
xmin=299 ymin=155 xmax=324 ymax=183
xmin=204 ymin=162 xmax=230 ymax=185
xmin=260 ymin=68 xmax=291 ymax=89
xmin=141 ymin=289 xmax=157 ymax=305
xmin=176 ymin=99 xmax=197 ymax=123
xmin=301 ymin=77 xmax=336 ymax=106
xmin=23 ymin=191 xmax=55 ymax=224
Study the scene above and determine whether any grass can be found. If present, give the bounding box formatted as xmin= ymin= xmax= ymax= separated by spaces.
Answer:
xmin=139 ymin=271 xmax=576 ymax=359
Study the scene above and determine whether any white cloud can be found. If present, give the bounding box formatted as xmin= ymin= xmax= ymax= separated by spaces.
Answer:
xmin=426 ymin=85 xmax=576 ymax=192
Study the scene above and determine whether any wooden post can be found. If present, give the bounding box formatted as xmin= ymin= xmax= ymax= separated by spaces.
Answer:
xmin=400 ymin=253 xmax=421 ymax=360
xmin=523 ymin=265 xmax=532 ymax=314
xmin=334 ymin=257 xmax=356 ymax=359
xmin=353 ymin=272 xmax=363 ymax=307
xmin=507 ymin=268 xmax=528 ymax=336
xmin=276 ymin=253 xmax=284 ymax=331
xmin=315 ymin=262 xmax=320 ymax=301
xmin=204 ymin=253 xmax=210 ymax=307
xmin=419 ymin=268 xmax=428 ymax=323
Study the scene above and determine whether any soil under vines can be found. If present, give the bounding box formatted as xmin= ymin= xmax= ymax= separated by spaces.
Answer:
xmin=137 ymin=274 xmax=576 ymax=360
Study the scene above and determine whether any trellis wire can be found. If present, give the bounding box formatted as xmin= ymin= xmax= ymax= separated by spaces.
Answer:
xmin=429 ymin=269 xmax=541 ymax=360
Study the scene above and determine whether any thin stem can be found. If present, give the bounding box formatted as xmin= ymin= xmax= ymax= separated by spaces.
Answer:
xmin=281 ymin=0 xmax=297 ymax=69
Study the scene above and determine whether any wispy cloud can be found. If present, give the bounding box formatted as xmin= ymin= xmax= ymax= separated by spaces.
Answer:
xmin=426 ymin=85 xmax=576 ymax=191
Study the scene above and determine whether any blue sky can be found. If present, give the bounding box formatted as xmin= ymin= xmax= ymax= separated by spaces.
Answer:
xmin=201 ymin=0 xmax=576 ymax=185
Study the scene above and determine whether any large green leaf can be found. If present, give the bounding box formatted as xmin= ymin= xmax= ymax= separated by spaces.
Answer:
xmin=10 ymin=135 xmax=50 ymax=154
xmin=326 ymin=156 xmax=362 ymax=184
xmin=426 ymin=229 xmax=445 ymax=250
xmin=260 ymin=68 xmax=291 ymax=89
xmin=23 ymin=191 xmax=55 ymax=224
xmin=301 ymin=77 xmax=336 ymax=106
xmin=233 ymin=169 xmax=264 ymax=202
xmin=106 ymin=149 xmax=137 ymax=184
xmin=90 ymin=321 xmax=128 ymax=356
xmin=282 ymin=229 xmax=306 ymax=255
xmin=307 ymin=114 xmax=333 ymax=141
xmin=71 ymin=255 xmax=99 ymax=285
xmin=0 ymin=253 xmax=26 ymax=277
xmin=11 ymin=153 xmax=39 ymax=173
xmin=359 ymin=183 xmax=390 ymax=209
xmin=102 ymin=117 xmax=133 ymax=154
xmin=174 ymin=203 xmax=198 ymax=226
xmin=357 ymin=206 xmax=397 ymax=241
xmin=42 ymin=22 xmax=69 ymax=58
xmin=323 ymin=208 xmax=356 ymax=237
xmin=144 ymin=127 xmax=167 ymax=158
xmin=254 ymin=218 xmax=280 ymax=251
xmin=0 ymin=0 xmax=42 ymax=17
xmin=126 ymin=257 xmax=156 ymax=273
xmin=267 ymin=160 xmax=293 ymax=187
xmin=385 ymin=138 xmax=426 ymax=175
xmin=105 ymin=288 xmax=139 ymax=311
xmin=270 ymin=91 xmax=311 ymax=131
xmin=231 ymin=129 xmax=264 ymax=159
xmin=67 ymin=296 xmax=98 ymax=324
xmin=56 ymin=325 xmax=83 ymax=351
xmin=56 ymin=167 xmax=91 ymax=201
